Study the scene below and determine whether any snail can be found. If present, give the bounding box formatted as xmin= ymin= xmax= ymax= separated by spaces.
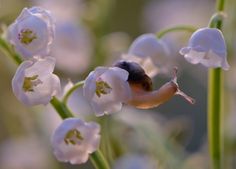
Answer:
xmin=114 ymin=60 xmax=195 ymax=109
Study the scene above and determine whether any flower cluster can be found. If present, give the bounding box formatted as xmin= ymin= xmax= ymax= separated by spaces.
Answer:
xmin=8 ymin=7 xmax=60 ymax=106
xmin=8 ymin=7 xmax=101 ymax=165
xmin=6 ymin=4 xmax=230 ymax=167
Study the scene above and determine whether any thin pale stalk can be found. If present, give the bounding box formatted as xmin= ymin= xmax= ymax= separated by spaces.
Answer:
xmin=62 ymin=81 xmax=85 ymax=104
xmin=156 ymin=25 xmax=197 ymax=38
xmin=208 ymin=0 xmax=225 ymax=169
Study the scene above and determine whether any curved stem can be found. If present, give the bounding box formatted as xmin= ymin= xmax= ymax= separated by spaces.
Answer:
xmin=156 ymin=25 xmax=197 ymax=38
xmin=50 ymin=97 xmax=74 ymax=119
xmin=62 ymin=80 xmax=85 ymax=104
xmin=0 ymin=37 xmax=23 ymax=64
xmin=208 ymin=0 xmax=225 ymax=169
xmin=90 ymin=150 xmax=110 ymax=169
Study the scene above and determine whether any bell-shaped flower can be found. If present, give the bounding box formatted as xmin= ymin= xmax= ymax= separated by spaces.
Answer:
xmin=83 ymin=67 xmax=131 ymax=116
xmin=179 ymin=28 xmax=229 ymax=70
xmin=7 ymin=7 xmax=55 ymax=59
xmin=126 ymin=33 xmax=170 ymax=77
xmin=51 ymin=118 xmax=100 ymax=164
xmin=12 ymin=57 xmax=61 ymax=106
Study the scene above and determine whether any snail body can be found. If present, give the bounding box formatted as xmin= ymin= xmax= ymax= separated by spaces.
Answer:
xmin=114 ymin=61 xmax=195 ymax=109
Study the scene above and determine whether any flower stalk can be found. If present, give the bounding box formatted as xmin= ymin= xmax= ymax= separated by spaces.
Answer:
xmin=62 ymin=80 xmax=85 ymax=104
xmin=208 ymin=0 xmax=225 ymax=169
xmin=0 ymin=36 xmax=22 ymax=64
xmin=156 ymin=25 xmax=197 ymax=38
xmin=50 ymin=97 xmax=74 ymax=119
xmin=90 ymin=150 xmax=110 ymax=169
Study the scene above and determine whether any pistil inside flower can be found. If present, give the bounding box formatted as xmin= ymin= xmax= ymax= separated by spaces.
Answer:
xmin=22 ymin=75 xmax=42 ymax=92
xmin=18 ymin=28 xmax=37 ymax=45
xmin=95 ymin=79 xmax=112 ymax=97
xmin=64 ymin=129 xmax=84 ymax=145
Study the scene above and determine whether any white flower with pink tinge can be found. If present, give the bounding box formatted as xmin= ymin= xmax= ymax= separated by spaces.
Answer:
xmin=179 ymin=28 xmax=229 ymax=70
xmin=7 ymin=7 xmax=55 ymax=59
xmin=83 ymin=67 xmax=131 ymax=116
xmin=51 ymin=118 xmax=100 ymax=164
xmin=12 ymin=57 xmax=60 ymax=106
xmin=125 ymin=33 xmax=170 ymax=77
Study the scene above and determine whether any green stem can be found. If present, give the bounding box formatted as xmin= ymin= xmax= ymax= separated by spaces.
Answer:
xmin=216 ymin=0 xmax=225 ymax=11
xmin=50 ymin=97 xmax=74 ymax=119
xmin=208 ymin=0 xmax=225 ymax=169
xmin=208 ymin=69 xmax=223 ymax=169
xmin=90 ymin=150 xmax=110 ymax=169
xmin=62 ymin=80 xmax=85 ymax=104
xmin=0 ymin=36 xmax=22 ymax=64
xmin=156 ymin=25 xmax=197 ymax=38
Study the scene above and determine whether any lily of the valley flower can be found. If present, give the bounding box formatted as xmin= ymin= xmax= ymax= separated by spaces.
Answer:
xmin=126 ymin=33 xmax=169 ymax=77
xmin=179 ymin=28 xmax=229 ymax=70
xmin=83 ymin=67 xmax=131 ymax=116
xmin=51 ymin=118 xmax=100 ymax=164
xmin=7 ymin=7 xmax=55 ymax=59
xmin=12 ymin=57 xmax=60 ymax=106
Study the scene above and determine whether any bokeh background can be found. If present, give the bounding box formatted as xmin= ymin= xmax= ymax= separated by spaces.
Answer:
xmin=0 ymin=0 xmax=236 ymax=169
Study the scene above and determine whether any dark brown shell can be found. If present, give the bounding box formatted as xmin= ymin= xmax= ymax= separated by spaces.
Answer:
xmin=114 ymin=60 xmax=153 ymax=91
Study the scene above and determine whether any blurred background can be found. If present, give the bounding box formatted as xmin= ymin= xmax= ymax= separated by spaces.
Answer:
xmin=0 ymin=0 xmax=236 ymax=168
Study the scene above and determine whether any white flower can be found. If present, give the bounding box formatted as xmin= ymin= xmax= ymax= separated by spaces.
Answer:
xmin=12 ymin=57 xmax=61 ymax=106
xmin=179 ymin=28 xmax=229 ymax=70
xmin=51 ymin=118 xmax=100 ymax=164
xmin=127 ymin=33 xmax=169 ymax=77
xmin=7 ymin=7 xmax=55 ymax=59
xmin=83 ymin=67 xmax=131 ymax=116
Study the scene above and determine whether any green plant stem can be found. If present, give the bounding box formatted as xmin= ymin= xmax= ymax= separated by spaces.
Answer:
xmin=208 ymin=69 xmax=223 ymax=169
xmin=208 ymin=0 xmax=225 ymax=169
xmin=90 ymin=150 xmax=110 ymax=169
xmin=0 ymin=37 xmax=22 ymax=64
xmin=62 ymin=80 xmax=85 ymax=104
xmin=50 ymin=97 xmax=74 ymax=119
xmin=156 ymin=25 xmax=197 ymax=38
